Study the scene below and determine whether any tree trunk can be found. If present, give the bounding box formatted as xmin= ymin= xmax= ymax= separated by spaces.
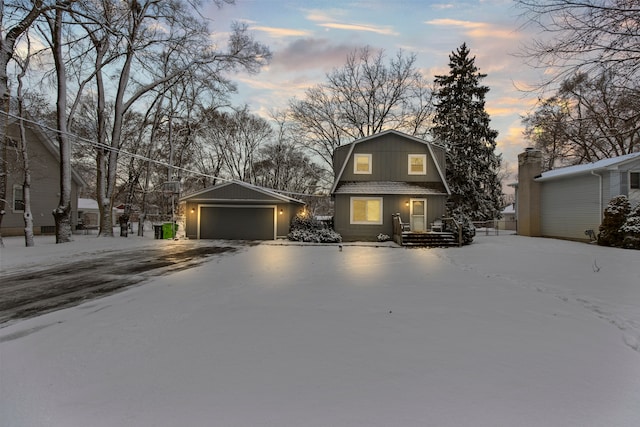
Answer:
xmin=16 ymin=40 xmax=34 ymax=247
xmin=17 ymin=98 xmax=34 ymax=247
xmin=96 ymin=149 xmax=113 ymax=236
xmin=22 ymin=183 xmax=34 ymax=246
xmin=118 ymin=213 xmax=129 ymax=237
xmin=50 ymin=6 xmax=73 ymax=243
xmin=0 ymin=32 xmax=9 ymax=249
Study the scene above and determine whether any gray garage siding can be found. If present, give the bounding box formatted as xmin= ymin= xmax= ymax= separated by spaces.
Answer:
xmin=540 ymin=174 xmax=602 ymax=241
xmin=199 ymin=205 xmax=276 ymax=240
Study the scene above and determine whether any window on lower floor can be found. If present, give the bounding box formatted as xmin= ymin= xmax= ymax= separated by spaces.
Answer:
xmin=350 ymin=197 xmax=383 ymax=224
xmin=631 ymin=172 xmax=639 ymax=189
xmin=13 ymin=185 xmax=25 ymax=212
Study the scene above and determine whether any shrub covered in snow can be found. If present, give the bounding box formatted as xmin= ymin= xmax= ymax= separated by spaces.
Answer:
xmin=443 ymin=213 xmax=475 ymax=245
xmin=621 ymin=204 xmax=640 ymax=249
xmin=598 ymin=195 xmax=631 ymax=247
xmin=377 ymin=233 xmax=391 ymax=242
xmin=287 ymin=214 xmax=342 ymax=243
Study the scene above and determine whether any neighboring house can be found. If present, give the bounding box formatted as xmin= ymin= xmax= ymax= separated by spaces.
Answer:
xmin=2 ymin=120 xmax=86 ymax=237
xmin=77 ymin=198 xmax=100 ymax=229
xmin=331 ymin=130 xmax=450 ymax=241
xmin=498 ymin=204 xmax=517 ymax=231
xmin=516 ymin=148 xmax=640 ymax=241
xmin=180 ymin=180 xmax=305 ymax=240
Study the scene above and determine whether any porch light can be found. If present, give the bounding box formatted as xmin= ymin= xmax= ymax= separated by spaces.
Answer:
xmin=279 ymin=209 xmax=284 ymax=215
xmin=191 ymin=208 xmax=195 ymax=213
xmin=405 ymin=201 xmax=409 ymax=207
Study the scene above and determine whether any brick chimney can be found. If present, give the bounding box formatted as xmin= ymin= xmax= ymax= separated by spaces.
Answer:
xmin=517 ymin=148 xmax=542 ymax=237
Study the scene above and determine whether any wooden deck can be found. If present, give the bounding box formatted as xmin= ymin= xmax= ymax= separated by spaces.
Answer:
xmin=392 ymin=214 xmax=461 ymax=247
xmin=399 ymin=231 xmax=458 ymax=247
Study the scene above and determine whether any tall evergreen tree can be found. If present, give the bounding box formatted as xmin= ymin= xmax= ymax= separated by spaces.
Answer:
xmin=432 ymin=43 xmax=503 ymax=221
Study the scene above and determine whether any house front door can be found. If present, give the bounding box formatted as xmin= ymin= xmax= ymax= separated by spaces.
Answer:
xmin=410 ymin=198 xmax=427 ymax=232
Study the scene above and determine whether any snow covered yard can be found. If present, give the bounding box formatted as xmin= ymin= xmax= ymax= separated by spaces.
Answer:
xmin=1 ymin=234 xmax=639 ymax=427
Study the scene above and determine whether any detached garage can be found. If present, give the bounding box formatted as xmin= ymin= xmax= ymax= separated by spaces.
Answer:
xmin=180 ymin=181 xmax=305 ymax=240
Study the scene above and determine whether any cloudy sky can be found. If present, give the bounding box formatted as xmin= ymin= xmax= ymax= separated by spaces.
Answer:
xmin=206 ymin=0 xmax=546 ymax=180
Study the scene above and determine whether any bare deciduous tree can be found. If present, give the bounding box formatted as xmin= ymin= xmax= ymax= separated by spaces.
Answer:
xmin=65 ymin=0 xmax=270 ymax=237
xmin=212 ymin=107 xmax=272 ymax=183
xmin=516 ymin=0 xmax=640 ymax=86
xmin=253 ymin=111 xmax=325 ymax=194
xmin=0 ymin=0 xmax=53 ymax=247
xmin=14 ymin=32 xmax=34 ymax=246
xmin=289 ymin=47 xmax=434 ymax=171
xmin=42 ymin=1 xmax=76 ymax=243
xmin=523 ymin=68 xmax=640 ymax=167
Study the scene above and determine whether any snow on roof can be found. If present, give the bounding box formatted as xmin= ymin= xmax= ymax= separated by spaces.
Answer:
xmin=78 ymin=198 xmax=99 ymax=210
xmin=180 ymin=180 xmax=305 ymax=204
xmin=502 ymin=204 xmax=515 ymax=214
xmin=536 ymin=152 xmax=640 ymax=182
xmin=333 ymin=181 xmax=448 ymax=195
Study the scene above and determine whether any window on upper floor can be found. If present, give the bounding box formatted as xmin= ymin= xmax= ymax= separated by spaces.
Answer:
xmin=408 ymin=154 xmax=427 ymax=175
xmin=353 ymin=153 xmax=372 ymax=174
xmin=631 ymin=172 xmax=640 ymax=189
xmin=350 ymin=197 xmax=382 ymax=224
xmin=13 ymin=185 xmax=25 ymax=212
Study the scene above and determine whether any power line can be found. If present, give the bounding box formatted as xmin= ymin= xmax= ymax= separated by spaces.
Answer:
xmin=2 ymin=110 xmax=327 ymax=198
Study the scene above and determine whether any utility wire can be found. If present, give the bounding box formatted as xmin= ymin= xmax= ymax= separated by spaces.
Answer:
xmin=1 ymin=110 xmax=326 ymax=198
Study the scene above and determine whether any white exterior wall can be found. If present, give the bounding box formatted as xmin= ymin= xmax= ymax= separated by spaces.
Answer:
xmin=540 ymin=174 xmax=602 ymax=241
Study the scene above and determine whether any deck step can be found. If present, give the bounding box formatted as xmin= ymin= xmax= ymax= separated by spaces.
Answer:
xmin=400 ymin=232 xmax=458 ymax=247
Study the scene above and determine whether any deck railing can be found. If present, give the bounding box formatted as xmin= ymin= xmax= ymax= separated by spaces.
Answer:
xmin=392 ymin=214 xmax=462 ymax=247
xmin=441 ymin=217 xmax=463 ymax=247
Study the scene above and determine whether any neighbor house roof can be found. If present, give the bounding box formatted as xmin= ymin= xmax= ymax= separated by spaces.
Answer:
xmin=333 ymin=181 xmax=449 ymax=195
xmin=78 ymin=198 xmax=99 ymax=210
xmin=180 ymin=180 xmax=305 ymax=204
xmin=535 ymin=152 xmax=640 ymax=182
xmin=330 ymin=129 xmax=450 ymax=195
xmin=502 ymin=204 xmax=515 ymax=214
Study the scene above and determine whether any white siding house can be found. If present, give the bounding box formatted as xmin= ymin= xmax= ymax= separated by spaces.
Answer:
xmin=517 ymin=150 xmax=640 ymax=241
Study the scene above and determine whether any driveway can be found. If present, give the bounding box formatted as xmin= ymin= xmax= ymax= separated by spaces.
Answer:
xmin=0 ymin=240 xmax=242 ymax=325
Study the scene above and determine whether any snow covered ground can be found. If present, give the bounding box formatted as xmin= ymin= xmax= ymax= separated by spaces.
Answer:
xmin=1 ymin=233 xmax=639 ymax=427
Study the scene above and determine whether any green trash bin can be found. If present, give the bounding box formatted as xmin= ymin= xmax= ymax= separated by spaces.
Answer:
xmin=162 ymin=222 xmax=177 ymax=239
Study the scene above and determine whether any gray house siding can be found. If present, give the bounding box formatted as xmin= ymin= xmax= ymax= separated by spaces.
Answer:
xmin=540 ymin=174 xmax=602 ymax=241
xmin=333 ymin=193 xmax=447 ymax=241
xmin=335 ymin=133 xmax=445 ymax=183
xmin=332 ymin=131 xmax=449 ymax=242
xmin=3 ymin=122 xmax=82 ymax=236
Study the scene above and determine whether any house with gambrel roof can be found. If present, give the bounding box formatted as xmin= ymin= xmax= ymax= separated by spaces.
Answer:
xmin=331 ymin=130 xmax=450 ymax=241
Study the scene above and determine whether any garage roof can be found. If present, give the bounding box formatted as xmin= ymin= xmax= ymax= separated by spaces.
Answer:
xmin=180 ymin=180 xmax=305 ymax=204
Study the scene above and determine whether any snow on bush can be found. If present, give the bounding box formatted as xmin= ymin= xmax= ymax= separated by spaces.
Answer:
xmin=443 ymin=211 xmax=475 ymax=245
xmin=621 ymin=204 xmax=640 ymax=249
xmin=377 ymin=233 xmax=391 ymax=242
xmin=598 ymin=195 xmax=630 ymax=247
xmin=287 ymin=214 xmax=342 ymax=243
